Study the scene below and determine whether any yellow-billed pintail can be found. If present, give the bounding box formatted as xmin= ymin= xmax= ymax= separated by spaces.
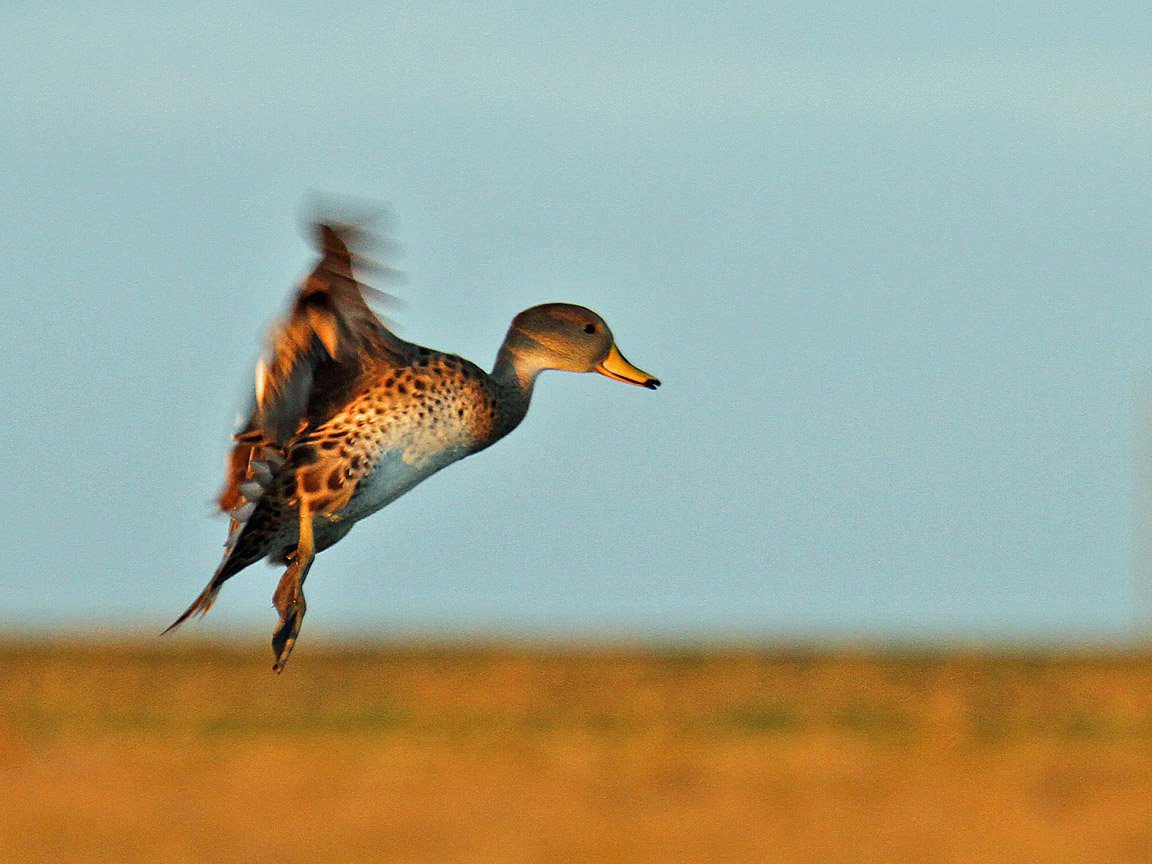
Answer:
xmin=166 ymin=222 xmax=660 ymax=671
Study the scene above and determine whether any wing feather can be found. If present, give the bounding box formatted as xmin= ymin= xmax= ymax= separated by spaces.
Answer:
xmin=217 ymin=222 xmax=406 ymax=515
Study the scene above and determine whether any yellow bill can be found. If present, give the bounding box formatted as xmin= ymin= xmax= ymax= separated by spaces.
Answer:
xmin=596 ymin=344 xmax=661 ymax=390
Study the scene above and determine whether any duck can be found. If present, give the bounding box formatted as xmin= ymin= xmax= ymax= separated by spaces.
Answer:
xmin=166 ymin=221 xmax=660 ymax=671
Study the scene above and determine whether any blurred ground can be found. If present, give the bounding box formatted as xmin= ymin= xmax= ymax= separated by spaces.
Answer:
xmin=1 ymin=638 xmax=1151 ymax=863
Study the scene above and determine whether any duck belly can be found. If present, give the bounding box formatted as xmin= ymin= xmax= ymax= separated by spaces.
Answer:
xmin=341 ymin=446 xmax=469 ymax=524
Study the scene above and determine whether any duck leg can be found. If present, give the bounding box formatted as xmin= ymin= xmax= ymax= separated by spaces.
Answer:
xmin=271 ymin=502 xmax=315 ymax=673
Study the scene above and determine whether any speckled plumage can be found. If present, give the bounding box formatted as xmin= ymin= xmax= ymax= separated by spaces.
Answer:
xmin=167 ymin=221 xmax=659 ymax=671
xmin=228 ymin=348 xmax=519 ymax=573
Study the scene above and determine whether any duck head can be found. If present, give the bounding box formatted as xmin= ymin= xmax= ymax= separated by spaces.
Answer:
xmin=497 ymin=303 xmax=661 ymax=390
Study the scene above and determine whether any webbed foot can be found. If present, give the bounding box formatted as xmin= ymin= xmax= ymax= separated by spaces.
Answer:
xmin=271 ymin=579 xmax=306 ymax=673
xmin=271 ymin=550 xmax=311 ymax=673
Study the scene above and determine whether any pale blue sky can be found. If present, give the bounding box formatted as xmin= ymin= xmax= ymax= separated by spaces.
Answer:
xmin=4 ymin=2 xmax=1152 ymax=641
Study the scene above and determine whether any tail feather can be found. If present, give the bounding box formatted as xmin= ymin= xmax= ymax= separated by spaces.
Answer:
xmin=162 ymin=580 xmax=221 ymax=634
xmin=163 ymin=513 xmax=269 ymax=635
xmin=163 ymin=537 xmax=268 ymax=635
xmin=162 ymin=527 xmax=240 ymax=635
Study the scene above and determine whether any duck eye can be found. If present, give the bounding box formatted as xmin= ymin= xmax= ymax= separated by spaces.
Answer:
xmin=583 ymin=323 xmax=596 ymax=334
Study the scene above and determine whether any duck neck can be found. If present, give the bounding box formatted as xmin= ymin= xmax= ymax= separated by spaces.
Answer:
xmin=489 ymin=339 xmax=542 ymax=437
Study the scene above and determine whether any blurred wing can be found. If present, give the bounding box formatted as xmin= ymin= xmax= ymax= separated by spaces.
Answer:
xmin=217 ymin=222 xmax=406 ymax=515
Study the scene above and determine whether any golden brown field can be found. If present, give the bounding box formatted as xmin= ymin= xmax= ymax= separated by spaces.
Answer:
xmin=2 ymin=638 xmax=1151 ymax=863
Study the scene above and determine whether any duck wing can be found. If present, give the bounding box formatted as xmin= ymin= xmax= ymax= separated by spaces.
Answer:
xmin=218 ymin=222 xmax=407 ymax=515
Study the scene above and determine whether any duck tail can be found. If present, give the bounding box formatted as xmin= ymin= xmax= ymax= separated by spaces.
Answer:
xmin=162 ymin=580 xmax=221 ymax=634
xmin=162 ymin=510 xmax=266 ymax=635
